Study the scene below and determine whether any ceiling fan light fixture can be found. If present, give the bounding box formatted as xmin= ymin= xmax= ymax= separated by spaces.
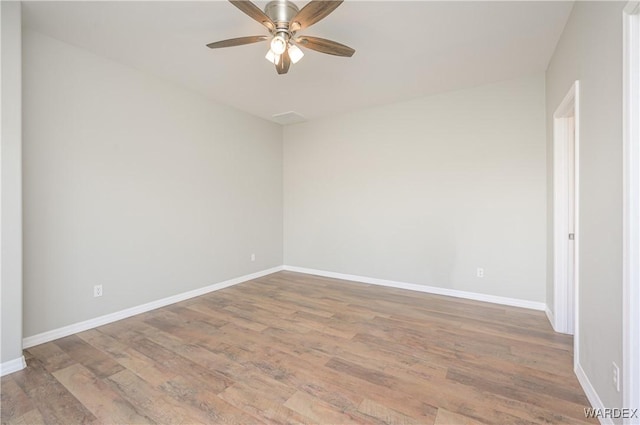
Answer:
xmin=288 ymin=44 xmax=304 ymax=64
xmin=270 ymin=33 xmax=288 ymax=55
xmin=207 ymin=0 xmax=355 ymax=75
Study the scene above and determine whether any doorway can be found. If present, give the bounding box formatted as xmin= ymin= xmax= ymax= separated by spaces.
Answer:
xmin=552 ymin=81 xmax=580 ymax=342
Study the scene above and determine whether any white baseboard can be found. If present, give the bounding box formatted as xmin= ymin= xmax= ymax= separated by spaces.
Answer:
xmin=575 ymin=363 xmax=612 ymax=425
xmin=545 ymin=306 xmax=556 ymax=329
xmin=0 ymin=356 xmax=26 ymax=377
xmin=282 ymin=265 xmax=546 ymax=311
xmin=22 ymin=266 xmax=283 ymax=349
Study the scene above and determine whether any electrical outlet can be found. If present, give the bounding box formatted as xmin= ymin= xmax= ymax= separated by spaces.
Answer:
xmin=613 ymin=362 xmax=620 ymax=392
xmin=251 ymin=253 xmax=255 ymax=262
xmin=477 ymin=268 xmax=484 ymax=278
xmin=94 ymin=285 xmax=103 ymax=298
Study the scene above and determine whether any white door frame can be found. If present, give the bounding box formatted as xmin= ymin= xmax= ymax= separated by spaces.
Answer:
xmin=552 ymin=81 xmax=580 ymax=347
xmin=623 ymin=2 xmax=640 ymax=420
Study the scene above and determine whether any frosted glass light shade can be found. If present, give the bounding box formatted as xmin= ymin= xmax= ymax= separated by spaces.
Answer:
xmin=265 ymin=49 xmax=280 ymax=65
xmin=288 ymin=44 xmax=304 ymax=64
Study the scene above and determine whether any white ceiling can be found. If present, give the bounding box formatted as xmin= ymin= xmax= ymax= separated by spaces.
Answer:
xmin=22 ymin=1 xmax=573 ymax=124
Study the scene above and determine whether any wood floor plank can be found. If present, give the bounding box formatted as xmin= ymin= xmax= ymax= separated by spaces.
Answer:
xmin=279 ymin=350 xmax=441 ymax=422
xmin=217 ymin=373 xmax=305 ymax=425
xmin=77 ymin=329 xmax=177 ymax=387
xmin=326 ymin=357 xmax=398 ymax=387
xmin=140 ymin=326 xmax=250 ymax=381
xmin=239 ymin=346 xmax=366 ymax=413
xmin=358 ymin=398 xmax=427 ymax=425
xmin=11 ymin=358 xmax=97 ymax=425
xmin=250 ymin=405 xmax=312 ymax=425
xmin=184 ymin=301 xmax=261 ymax=331
xmin=445 ymin=367 xmax=593 ymax=423
xmin=0 ymin=376 xmax=34 ymax=422
xmin=52 ymin=364 xmax=154 ymax=424
xmin=289 ymin=310 xmax=359 ymax=339
xmin=53 ymin=335 xmax=125 ymax=379
xmin=6 ymin=408 xmax=47 ymax=425
xmin=106 ymin=369 xmax=204 ymax=425
xmin=453 ymin=361 xmax=589 ymax=406
xmin=435 ymin=408 xmax=486 ymax=425
xmin=95 ymin=318 xmax=153 ymax=344
xmin=219 ymin=302 xmax=315 ymax=335
xmin=3 ymin=271 xmax=596 ymax=425
xmin=159 ymin=376 xmax=262 ymax=424
xmin=23 ymin=343 xmax=75 ymax=374
xmin=283 ymin=390 xmax=365 ymax=425
xmin=132 ymin=337 xmax=233 ymax=393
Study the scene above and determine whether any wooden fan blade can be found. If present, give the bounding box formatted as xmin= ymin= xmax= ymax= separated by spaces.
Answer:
xmin=290 ymin=1 xmax=343 ymax=31
xmin=207 ymin=35 xmax=268 ymax=49
xmin=229 ymin=0 xmax=275 ymax=31
xmin=276 ymin=50 xmax=291 ymax=75
xmin=295 ymin=36 xmax=355 ymax=57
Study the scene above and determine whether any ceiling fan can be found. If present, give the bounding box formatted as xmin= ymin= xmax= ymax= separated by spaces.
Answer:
xmin=207 ymin=0 xmax=355 ymax=75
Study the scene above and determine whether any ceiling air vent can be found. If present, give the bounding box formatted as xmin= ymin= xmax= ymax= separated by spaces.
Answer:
xmin=271 ymin=111 xmax=306 ymax=125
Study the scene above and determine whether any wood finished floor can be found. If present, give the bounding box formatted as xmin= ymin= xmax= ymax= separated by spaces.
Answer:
xmin=1 ymin=271 xmax=595 ymax=425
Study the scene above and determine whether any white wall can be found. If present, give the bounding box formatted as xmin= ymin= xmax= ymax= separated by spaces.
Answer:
xmin=22 ymin=30 xmax=283 ymax=338
xmin=546 ymin=1 xmax=625 ymax=411
xmin=284 ymin=74 xmax=547 ymax=303
xmin=1 ymin=1 xmax=24 ymax=370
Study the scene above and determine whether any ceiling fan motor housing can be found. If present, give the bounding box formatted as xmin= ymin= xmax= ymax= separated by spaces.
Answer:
xmin=264 ymin=0 xmax=299 ymax=31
